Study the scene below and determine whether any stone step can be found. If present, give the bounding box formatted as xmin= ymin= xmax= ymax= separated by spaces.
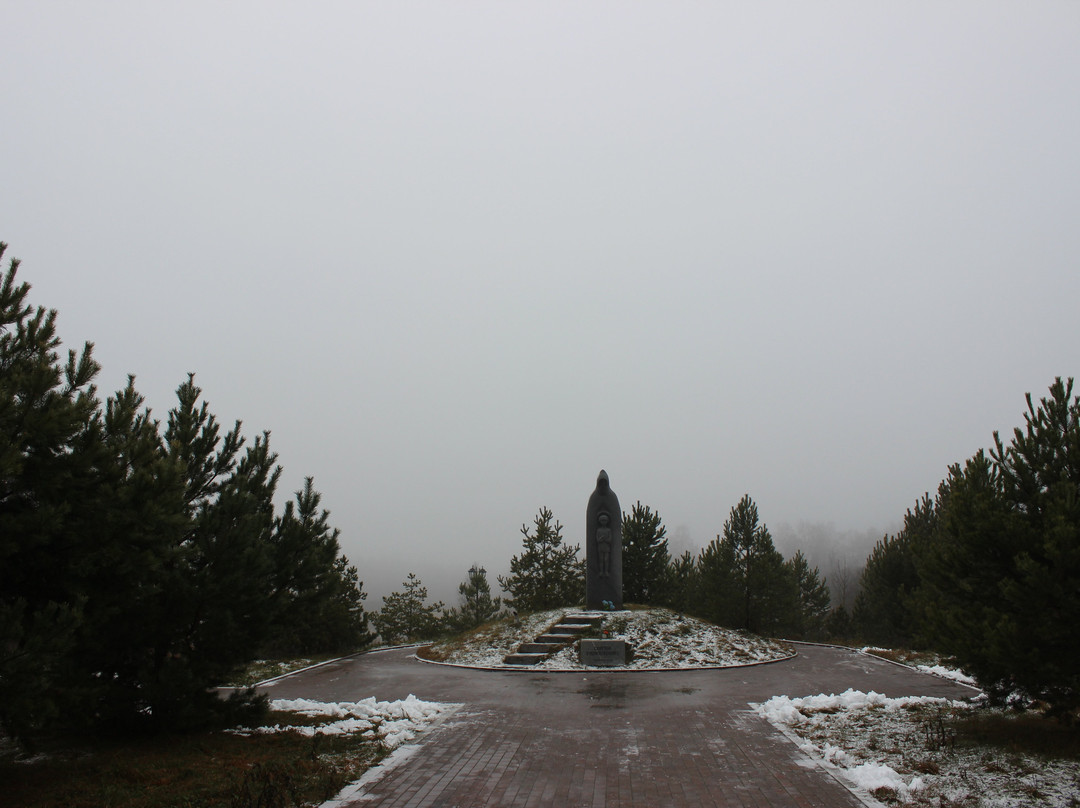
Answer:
xmin=535 ymin=633 xmax=577 ymax=644
xmin=562 ymin=614 xmax=604 ymax=627
xmin=502 ymin=653 xmax=548 ymax=666
xmin=518 ymin=643 xmax=559 ymax=654
xmin=549 ymin=624 xmax=589 ymax=635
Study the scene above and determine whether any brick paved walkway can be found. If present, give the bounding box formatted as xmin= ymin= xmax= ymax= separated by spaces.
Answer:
xmin=262 ymin=644 xmax=978 ymax=807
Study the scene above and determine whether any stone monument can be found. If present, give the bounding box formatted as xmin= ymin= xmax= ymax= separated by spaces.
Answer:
xmin=586 ymin=469 xmax=622 ymax=610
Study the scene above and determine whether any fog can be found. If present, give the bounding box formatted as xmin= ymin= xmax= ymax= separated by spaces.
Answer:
xmin=2 ymin=2 xmax=1077 ymax=608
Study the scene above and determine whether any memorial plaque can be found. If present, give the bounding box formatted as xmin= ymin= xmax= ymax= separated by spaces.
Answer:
xmin=579 ymin=638 xmax=627 ymax=667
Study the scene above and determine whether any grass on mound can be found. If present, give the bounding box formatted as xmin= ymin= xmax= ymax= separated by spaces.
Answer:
xmin=228 ymin=655 xmax=344 ymax=687
xmin=861 ymin=647 xmax=961 ymax=669
xmin=1 ymin=710 xmax=387 ymax=808
xmin=416 ymin=610 xmax=559 ymax=663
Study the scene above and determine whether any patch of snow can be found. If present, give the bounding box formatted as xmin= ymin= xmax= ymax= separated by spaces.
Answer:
xmin=916 ymin=664 xmax=978 ymax=687
xmin=849 ymin=761 xmax=908 ymax=792
xmin=820 ymin=742 xmax=851 ymax=767
xmin=233 ymin=695 xmax=455 ymax=749
xmin=755 ymin=689 xmax=961 ymax=727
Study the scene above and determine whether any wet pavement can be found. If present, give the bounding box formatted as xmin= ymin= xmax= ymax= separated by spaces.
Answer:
xmin=260 ymin=644 xmax=978 ymax=807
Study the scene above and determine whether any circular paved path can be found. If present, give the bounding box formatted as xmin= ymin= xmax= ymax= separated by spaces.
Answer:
xmin=260 ymin=645 xmax=977 ymax=807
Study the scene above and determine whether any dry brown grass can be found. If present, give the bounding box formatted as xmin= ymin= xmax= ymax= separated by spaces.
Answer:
xmin=1 ymin=716 xmax=386 ymax=808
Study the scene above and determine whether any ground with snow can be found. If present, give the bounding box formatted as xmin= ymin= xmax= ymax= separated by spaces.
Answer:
xmin=244 ymin=612 xmax=1078 ymax=807
xmin=421 ymin=607 xmax=795 ymax=669
xmin=420 ymin=610 xmax=1078 ymax=806
xmin=234 ymin=695 xmax=456 ymax=750
xmin=755 ymin=688 xmax=1080 ymax=807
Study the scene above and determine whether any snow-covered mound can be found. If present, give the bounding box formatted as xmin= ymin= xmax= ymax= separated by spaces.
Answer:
xmin=421 ymin=607 xmax=795 ymax=670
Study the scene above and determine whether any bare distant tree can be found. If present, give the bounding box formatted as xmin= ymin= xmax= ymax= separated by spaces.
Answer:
xmin=829 ymin=557 xmax=861 ymax=611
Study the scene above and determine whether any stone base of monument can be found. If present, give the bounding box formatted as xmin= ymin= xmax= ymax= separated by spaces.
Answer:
xmin=502 ymin=613 xmax=604 ymax=666
xmin=579 ymin=638 xmax=628 ymax=667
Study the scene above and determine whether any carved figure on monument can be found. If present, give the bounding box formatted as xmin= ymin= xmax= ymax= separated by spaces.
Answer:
xmin=596 ymin=511 xmax=612 ymax=577
xmin=586 ymin=470 xmax=622 ymax=609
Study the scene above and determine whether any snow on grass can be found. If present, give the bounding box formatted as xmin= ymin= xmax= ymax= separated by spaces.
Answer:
xmin=228 ymin=656 xmax=341 ymax=687
xmin=861 ymin=647 xmax=980 ymax=689
xmin=757 ymin=690 xmax=964 ymax=723
xmin=915 ymin=664 xmax=978 ymax=688
xmin=424 ymin=607 xmax=794 ymax=670
xmin=233 ymin=695 xmax=455 ymax=749
xmin=754 ymin=689 xmax=1080 ymax=807
xmin=422 ymin=609 xmax=571 ymax=668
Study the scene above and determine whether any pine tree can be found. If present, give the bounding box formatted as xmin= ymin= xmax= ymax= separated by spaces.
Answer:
xmin=701 ymin=495 xmax=790 ymax=634
xmin=784 ymin=550 xmax=831 ymax=640
xmin=132 ymin=376 xmax=278 ymax=729
xmin=729 ymin=495 xmax=775 ymax=631
xmin=373 ymin=574 xmax=445 ymax=644
xmin=69 ymin=376 xmax=188 ymax=728
xmin=0 ymin=243 xmax=373 ymax=740
xmin=83 ymin=376 xmax=283 ymax=730
xmin=853 ymin=489 xmax=939 ymax=646
xmin=695 ymin=535 xmax=737 ymax=625
xmin=265 ymin=477 xmax=338 ymax=653
xmin=663 ymin=550 xmax=699 ymax=615
xmin=918 ymin=379 xmax=1080 ymax=714
xmin=498 ymin=507 xmax=584 ymax=613
xmin=446 ymin=565 xmax=501 ymax=631
xmin=0 ymin=244 xmax=101 ymax=744
xmin=621 ymin=502 xmax=671 ymax=605
xmin=263 ymin=477 xmax=372 ymax=655
xmin=824 ymin=604 xmax=853 ymax=642
xmin=319 ymin=556 xmax=375 ymax=651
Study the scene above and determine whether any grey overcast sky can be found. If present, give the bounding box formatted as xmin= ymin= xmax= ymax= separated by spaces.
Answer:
xmin=3 ymin=2 xmax=1078 ymax=606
